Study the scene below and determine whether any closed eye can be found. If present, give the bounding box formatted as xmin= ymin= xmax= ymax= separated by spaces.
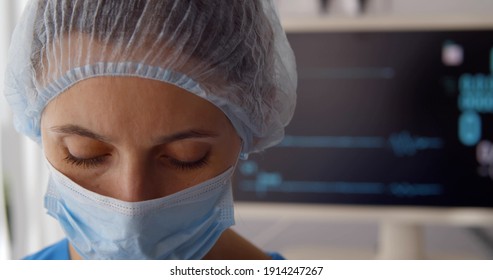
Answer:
xmin=64 ymin=153 xmax=109 ymax=168
xmin=164 ymin=151 xmax=210 ymax=171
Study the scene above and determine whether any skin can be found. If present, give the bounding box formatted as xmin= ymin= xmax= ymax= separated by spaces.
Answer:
xmin=41 ymin=76 xmax=270 ymax=260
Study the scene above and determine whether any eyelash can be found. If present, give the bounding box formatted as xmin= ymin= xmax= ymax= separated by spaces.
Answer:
xmin=166 ymin=152 xmax=209 ymax=171
xmin=64 ymin=154 xmax=107 ymax=168
xmin=64 ymin=152 xmax=209 ymax=170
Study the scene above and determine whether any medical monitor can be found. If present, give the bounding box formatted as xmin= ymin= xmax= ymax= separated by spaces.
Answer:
xmin=231 ymin=18 xmax=493 ymax=259
xmin=233 ymin=19 xmax=493 ymax=209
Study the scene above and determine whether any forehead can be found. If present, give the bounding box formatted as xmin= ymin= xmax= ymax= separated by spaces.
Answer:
xmin=41 ymin=76 xmax=232 ymax=144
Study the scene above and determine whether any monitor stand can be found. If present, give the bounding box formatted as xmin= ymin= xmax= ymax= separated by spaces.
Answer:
xmin=378 ymin=222 xmax=424 ymax=259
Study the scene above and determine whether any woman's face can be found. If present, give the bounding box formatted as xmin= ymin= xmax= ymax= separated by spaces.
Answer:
xmin=41 ymin=77 xmax=241 ymax=202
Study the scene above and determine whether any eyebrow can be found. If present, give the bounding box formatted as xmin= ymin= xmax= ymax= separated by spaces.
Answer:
xmin=50 ymin=125 xmax=110 ymax=142
xmin=156 ymin=129 xmax=219 ymax=144
xmin=49 ymin=124 xmax=218 ymax=144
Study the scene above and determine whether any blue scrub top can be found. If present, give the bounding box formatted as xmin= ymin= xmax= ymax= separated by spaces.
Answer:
xmin=23 ymin=239 xmax=285 ymax=260
xmin=24 ymin=239 xmax=70 ymax=260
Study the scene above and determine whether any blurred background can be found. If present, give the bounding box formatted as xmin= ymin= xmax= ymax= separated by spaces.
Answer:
xmin=2 ymin=0 xmax=493 ymax=260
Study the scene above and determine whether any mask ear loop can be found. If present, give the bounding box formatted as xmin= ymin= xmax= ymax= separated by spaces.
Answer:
xmin=239 ymin=135 xmax=249 ymax=160
xmin=221 ymin=139 xmax=245 ymax=183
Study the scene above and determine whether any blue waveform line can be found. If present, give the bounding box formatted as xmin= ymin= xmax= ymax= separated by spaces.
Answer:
xmin=240 ymin=179 xmax=385 ymax=197
xmin=388 ymin=131 xmax=443 ymax=157
xmin=300 ymin=67 xmax=395 ymax=80
xmin=278 ymin=132 xmax=444 ymax=157
xmin=239 ymin=176 xmax=443 ymax=198
xmin=389 ymin=183 xmax=442 ymax=197
xmin=279 ymin=135 xmax=386 ymax=149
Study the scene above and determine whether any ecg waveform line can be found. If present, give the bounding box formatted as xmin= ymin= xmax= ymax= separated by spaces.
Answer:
xmin=239 ymin=172 xmax=443 ymax=198
xmin=389 ymin=183 xmax=442 ymax=197
xmin=388 ymin=131 xmax=444 ymax=156
xmin=278 ymin=131 xmax=444 ymax=157
xmin=279 ymin=135 xmax=385 ymax=149
xmin=240 ymin=177 xmax=385 ymax=196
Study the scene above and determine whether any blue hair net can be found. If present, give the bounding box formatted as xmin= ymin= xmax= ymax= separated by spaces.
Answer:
xmin=4 ymin=0 xmax=297 ymax=157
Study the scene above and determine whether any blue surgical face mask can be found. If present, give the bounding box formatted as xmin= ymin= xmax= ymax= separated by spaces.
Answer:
xmin=44 ymin=161 xmax=235 ymax=260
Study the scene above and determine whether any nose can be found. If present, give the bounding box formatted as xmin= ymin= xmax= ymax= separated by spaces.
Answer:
xmin=115 ymin=155 xmax=158 ymax=202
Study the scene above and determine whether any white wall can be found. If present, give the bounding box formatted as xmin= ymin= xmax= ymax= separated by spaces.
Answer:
xmin=276 ymin=0 xmax=493 ymax=18
xmin=391 ymin=0 xmax=493 ymax=16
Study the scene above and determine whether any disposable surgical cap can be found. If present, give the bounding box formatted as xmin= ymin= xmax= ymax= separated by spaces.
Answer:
xmin=4 ymin=0 xmax=297 ymax=157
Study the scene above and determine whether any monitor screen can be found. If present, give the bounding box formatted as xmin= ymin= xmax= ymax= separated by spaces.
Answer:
xmin=233 ymin=29 xmax=493 ymax=207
